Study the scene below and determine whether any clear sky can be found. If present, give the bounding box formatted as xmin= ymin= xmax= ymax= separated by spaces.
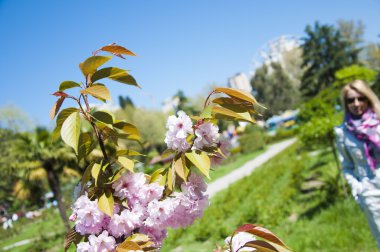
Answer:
xmin=0 ymin=0 xmax=379 ymax=128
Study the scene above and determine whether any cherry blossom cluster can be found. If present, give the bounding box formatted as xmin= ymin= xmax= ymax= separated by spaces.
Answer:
xmin=164 ymin=110 xmax=220 ymax=152
xmin=70 ymin=172 xmax=208 ymax=251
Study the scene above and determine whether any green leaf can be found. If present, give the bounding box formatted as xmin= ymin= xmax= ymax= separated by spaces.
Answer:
xmin=59 ymin=81 xmax=81 ymax=91
xmin=78 ymin=132 xmax=94 ymax=161
xmin=81 ymin=84 xmax=111 ymax=101
xmin=167 ymin=167 xmax=174 ymax=191
xmin=200 ymin=105 xmax=213 ymax=119
xmin=98 ymin=190 xmax=114 ymax=217
xmin=61 ymin=112 xmax=81 ymax=154
xmin=49 ymin=96 xmax=65 ymax=120
xmin=172 ymin=156 xmax=188 ymax=181
xmin=185 ymin=151 xmax=210 ymax=178
xmin=215 ymin=87 xmax=258 ymax=105
xmin=82 ymin=162 xmax=94 ymax=186
xmin=108 ymin=72 xmax=140 ymax=88
xmin=80 ymin=55 xmax=112 ymax=76
xmin=117 ymin=149 xmax=144 ymax=156
xmin=91 ymin=67 xmax=128 ymax=82
xmin=91 ymin=162 xmax=101 ymax=185
xmin=113 ymin=121 xmax=140 ymax=139
xmin=117 ymin=156 xmax=134 ymax=172
xmin=56 ymin=107 xmax=79 ymax=128
xmin=92 ymin=110 xmax=114 ymax=126
xmin=116 ymin=240 xmax=142 ymax=252
xmin=150 ymin=167 xmax=166 ymax=185
xmin=212 ymin=106 xmax=255 ymax=123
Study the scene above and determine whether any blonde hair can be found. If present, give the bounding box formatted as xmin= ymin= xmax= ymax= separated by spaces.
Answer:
xmin=341 ymin=80 xmax=380 ymax=118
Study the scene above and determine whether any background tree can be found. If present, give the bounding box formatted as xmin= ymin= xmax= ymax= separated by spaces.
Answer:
xmin=301 ymin=22 xmax=359 ymax=97
xmin=12 ymin=127 xmax=79 ymax=231
xmin=251 ymin=62 xmax=300 ymax=118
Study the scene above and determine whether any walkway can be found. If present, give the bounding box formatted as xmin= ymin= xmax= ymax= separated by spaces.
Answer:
xmin=206 ymin=138 xmax=297 ymax=198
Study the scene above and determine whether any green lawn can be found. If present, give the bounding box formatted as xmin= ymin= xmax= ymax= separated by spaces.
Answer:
xmin=161 ymin=142 xmax=377 ymax=252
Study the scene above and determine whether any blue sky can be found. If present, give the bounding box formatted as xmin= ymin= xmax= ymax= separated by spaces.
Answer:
xmin=0 ymin=0 xmax=379 ymax=128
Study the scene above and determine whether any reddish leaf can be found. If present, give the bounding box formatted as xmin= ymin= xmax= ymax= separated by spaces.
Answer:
xmin=94 ymin=43 xmax=136 ymax=59
xmin=52 ymin=91 xmax=69 ymax=97
xmin=245 ymin=240 xmax=279 ymax=252
xmin=64 ymin=227 xmax=82 ymax=251
xmin=235 ymin=224 xmax=288 ymax=248
xmin=49 ymin=96 xmax=65 ymax=120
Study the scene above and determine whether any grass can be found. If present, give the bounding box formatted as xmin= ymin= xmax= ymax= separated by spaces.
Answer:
xmin=160 ymin=142 xmax=377 ymax=252
xmin=0 ymin=146 xmax=267 ymax=251
xmin=0 ymin=208 xmax=74 ymax=252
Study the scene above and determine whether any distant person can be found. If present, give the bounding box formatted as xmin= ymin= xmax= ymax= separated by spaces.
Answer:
xmin=335 ymin=80 xmax=380 ymax=248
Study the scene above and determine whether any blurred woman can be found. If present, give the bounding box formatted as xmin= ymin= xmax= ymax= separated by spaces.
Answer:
xmin=335 ymin=80 xmax=380 ymax=247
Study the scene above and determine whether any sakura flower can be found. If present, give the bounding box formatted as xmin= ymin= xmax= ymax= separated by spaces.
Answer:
xmin=107 ymin=209 xmax=138 ymax=238
xmin=112 ymin=172 xmax=146 ymax=202
xmin=181 ymin=172 xmax=207 ymax=200
xmin=138 ymin=182 xmax=164 ymax=206
xmin=72 ymin=195 xmax=106 ymax=235
xmin=88 ymin=230 xmax=116 ymax=252
xmin=194 ymin=122 xmax=219 ymax=149
xmin=77 ymin=241 xmax=92 ymax=252
xmin=224 ymin=232 xmax=256 ymax=252
xmin=165 ymin=110 xmax=193 ymax=152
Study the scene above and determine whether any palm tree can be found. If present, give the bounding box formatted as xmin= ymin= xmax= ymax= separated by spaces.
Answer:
xmin=12 ymin=127 xmax=80 ymax=231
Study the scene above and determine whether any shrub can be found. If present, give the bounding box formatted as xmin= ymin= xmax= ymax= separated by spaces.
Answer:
xmin=238 ymin=131 xmax=266 ymax=154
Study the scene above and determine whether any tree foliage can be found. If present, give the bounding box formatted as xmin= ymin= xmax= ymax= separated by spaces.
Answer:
xmin=301 ymin=22 xmax=359 ymax=97
xmin=251 ymin=62 xmax=300 ymax=118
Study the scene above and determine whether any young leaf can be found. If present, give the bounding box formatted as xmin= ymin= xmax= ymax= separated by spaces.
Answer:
xmin=185 ymin=151 xmax=210 ymax=179
xmin=64 ymin=227 xmax=82 ymax=252
xmin=117 ymin=156 xmax=134 ymax=172
xmin=60 ymin=111 xmax=81 ymax=154
xmin=91 ymin=67 xmax=128 ymax=82
xmin=81 ymin=84 xmax=111 ymax=101
xmin=200 ymin=105 xmax=213 ymax=119
xmin=49 ymin=96 xmax=65 ymax=120
xmin=113 ymin=121 xmax=140 ymax=139
xmin=235 ymin=224 xmax=289 ymax=248
xmin=59 ymin=81 xmax=81 ymax=91
xmin=108 ymin=72 xmax=140 ymax=88
xmin=96 ymin=44 xmax=137 ymax=59
xmin=214 ymin=87 xmax=257 ymax=105
xmin=116 ymin=241 xmax=142 ymax=252
xmin=80 ymin=55 xmax=112 ymax=76
xmin=150 ymin=167 xmax=166 ymax=185
xmin=78 ymin=132 xmax=94 ymax=161
xmin=167 ymin=167 xmax=174 ymax=191
xmin=91 ymin=162 xmax=101 ymax=185
xmin=82 ymin=162 xmax=94 ymax=186
xmin=56 ymin=107 xmax=79 ymax=128
xmin=172 ymin=155 xmax=188 ymax=181
xmin=117 ymin=149 xmax=144 ymax=157
xmin=245 ymin=240 xmax=280 ymax=252
xmin=92 ymin=110 xmax=114 ymax=126
xmin=98 ymin=190 xmax=114 ymax=217
xmin=212 ymin=106 xmax=255 ymax=123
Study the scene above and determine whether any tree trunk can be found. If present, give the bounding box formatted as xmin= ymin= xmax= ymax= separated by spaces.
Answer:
xmin=44 ymin=160 xmax=70 ymax=231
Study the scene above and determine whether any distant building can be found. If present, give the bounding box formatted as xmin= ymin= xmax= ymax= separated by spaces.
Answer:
xmin=228 ymin=73 xmax=252 ymax=93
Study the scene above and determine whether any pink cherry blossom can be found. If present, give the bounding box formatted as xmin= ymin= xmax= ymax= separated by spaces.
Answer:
xmin=194 ymin=122 xmax=219 ymax=149
xmin=72 ymin=195 xmax=106 ymax=235
xmin=88 ymin=230 xmax=116 ymax=252
xmin=164 ymin=111 xmax=193 ymax=152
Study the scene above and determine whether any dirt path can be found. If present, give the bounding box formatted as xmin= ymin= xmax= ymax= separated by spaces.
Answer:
xmin=206 ymin=138 xmax=297 ymax=198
